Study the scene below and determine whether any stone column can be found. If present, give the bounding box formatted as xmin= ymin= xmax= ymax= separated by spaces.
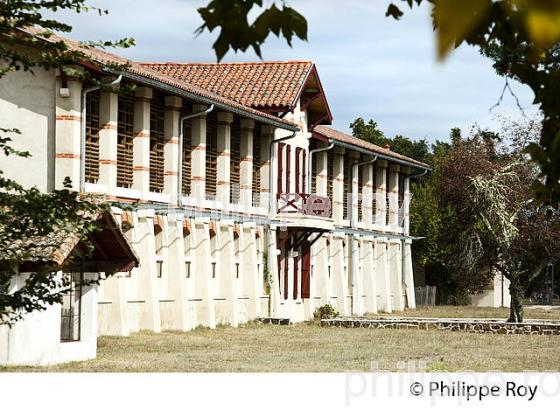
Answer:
xmin=240 ymin=119 xmax=255 ymax=210
xmin=99 ymin=273 xmax=129 ymax=336
xmin=132 ymin=87 xmax=152 ymax=196
xmin=362 ymin=239 xmax=377 ymax=313
xmin=350 ymin=235 xmax=363 ymax=315
xmin=313 ymin=235 xmax=331 ymax=307
xmin=267 ymin=227 xmax=281 ymax=317
xmin=216 ymin=112 xmax=233 ymax=207
xmin=388 ymin=240 xmax=405 ymax=311
xmin=217 ymin=221 xmax=239 ymax=327
xmin=166 ymin=215 xmax=192 ymax=331
xmin=192 ymin=218 xmax=215 ymax=328
xmin=331 ymin=234 xmax=350 ymax=315
xmin=375 ymin=239 xmax=392 ymax=313
xmin=315 ymin=150 xmax=328 ymax=196
xmin=191 ymin=104 xmax=207 ymax=204
xmin=259 ymin=126 xmax=274 ymax=210
xmin=55 ymin=70 xmax=82 ymax=190
xmin=388 ymin=164 xmax=400 ymax=232
xmin=362 ymin=163 xmax=374 ymax=229
xmin=163 ymin=96 xmax=182 ymax=198
xmin=375 ymin=160 xmax=388 ymax=230
xmin=332 ymin=147 xmax=345 ymax=225
xmin=402 ymin=240 xmax=416 ymax=309
xmin=241 ymin=222 xmax=261 ymax=319
xmin=135 ymin=209 xmax=161 ymax=332
xmin=98 ymin=90 xmax=118 ymax=193
xmin=349 ymin=151 xmax=360 ymax=226
xmin=402 ymin=168 xmax=411 ymax=235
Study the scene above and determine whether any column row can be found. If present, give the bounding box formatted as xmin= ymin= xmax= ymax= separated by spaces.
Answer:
xmin=313 ymin=147 xmax=411 ymax=232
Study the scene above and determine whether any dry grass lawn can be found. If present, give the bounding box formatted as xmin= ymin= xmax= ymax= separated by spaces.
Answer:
xmin=3 ymin=306 xmax=560 ymax=373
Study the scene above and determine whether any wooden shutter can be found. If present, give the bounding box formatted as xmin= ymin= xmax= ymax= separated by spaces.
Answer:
xmin=286 ymin=144 xmax=291 ymax=193
xmin=117 ymin=95 xmax=135 ymax=188
xmin=295 ymin=147 xmax=301 ymax=193
xmin=293 ymin=252 xmax=299 ymax=300
xmin=252 ymin=123 xmax=261 ymax=205
xmin=182 ymin=118 xmax=192 ymax=196
xmin=284 ymin=240 xmax=289 ymax=300
xmin=386 ymin=189 xmax=390 ymax=225
xmin=85 ymin=90 xmax=100 ymax=184
xmin=277 ymin=143 xmax=284 ymax=195
xmin=301 ymin=243 xmax=311 ymax=299
xmin=398 ymin=172 xmax=405 ymax=209
xmin=343 ymin=151 xmax=352 ymax=220
xmin=372 ymin=163 xmax=377 ymax=221
xmin=230 ymin=118 xmax=241 ymax=203
xmin=149 ymin=95 xmax=165 ymax=193
xmin=327 ymin=150 xmax=333 ymax=201
xmin=302 ymin=149 xmax=307 ymax=194
xmin=276 ymin=231 xmax=282 ymax=295
xmin=205 ymin=112 xmax=218 ymax=199
xmin=358 ymin=155 xmax=364 ymax=222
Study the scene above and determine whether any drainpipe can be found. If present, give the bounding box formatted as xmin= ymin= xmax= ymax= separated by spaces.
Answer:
xmin=307 ymin=139 xmax=334 ymax=195
xmin=177 ymin=104 xmax=215 ymax=207
xmin=268 ymin=131 xmax=298 ymax=218
xmin=80 ymin=75 xmax=122 ymax=192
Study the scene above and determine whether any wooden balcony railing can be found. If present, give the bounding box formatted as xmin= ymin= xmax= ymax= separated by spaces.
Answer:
xmin=277 ymin=193 xmax=332 ymax=218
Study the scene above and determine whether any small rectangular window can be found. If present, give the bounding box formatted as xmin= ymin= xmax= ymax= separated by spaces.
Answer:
xmin=185 ymin=261 xmax=191 ymax=278
xmin=156 ymin=260 xmax=163 ymax=278
xmin=212 ymin=262 xmax=217 ymax=278
xmin=236 ymin=262 xmax=240 ymax=279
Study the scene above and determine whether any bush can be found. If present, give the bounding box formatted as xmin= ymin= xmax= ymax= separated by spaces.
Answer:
xmin=313 ymin=304 xmax=339 ymax=321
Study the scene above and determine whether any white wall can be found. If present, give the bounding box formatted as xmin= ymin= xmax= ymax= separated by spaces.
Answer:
xmin=0 ymin=65 xmax=56 ymax=192
xmin=0 ymin=271 xmax=98 ymax=366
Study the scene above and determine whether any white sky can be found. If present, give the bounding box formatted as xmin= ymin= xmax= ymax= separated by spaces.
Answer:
xmin=55 ymin=0 xmax=540 ymax=143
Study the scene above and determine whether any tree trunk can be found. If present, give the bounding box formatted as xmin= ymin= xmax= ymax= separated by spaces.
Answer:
xmin=508 ymin=279 xmax=524 ymax=323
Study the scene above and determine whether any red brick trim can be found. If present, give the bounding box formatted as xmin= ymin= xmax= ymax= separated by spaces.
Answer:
xmin=55 ymin=153 xmax=80 ymax=159
xmin=56 ymin=115 xmax=81 ymax=121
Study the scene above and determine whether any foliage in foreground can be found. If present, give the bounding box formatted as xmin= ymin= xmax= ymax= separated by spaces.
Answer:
xmin=0 ymin=1 xmax=132 ymax=325
xmin=196 ymin=0 xmax=560 ymax=207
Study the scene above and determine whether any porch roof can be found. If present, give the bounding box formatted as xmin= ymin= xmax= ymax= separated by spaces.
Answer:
xmin=15 ymin=212 xmax=140 ymax=273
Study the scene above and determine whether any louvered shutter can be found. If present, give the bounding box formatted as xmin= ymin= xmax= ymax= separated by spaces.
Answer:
xmin=117 ymin=95 xmax=135 ymax=188
xmin=301 ymin=243 xmax=311 ymax=299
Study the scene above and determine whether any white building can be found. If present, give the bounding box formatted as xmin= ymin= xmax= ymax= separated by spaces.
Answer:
xmin=0 ymin=30 xmax=430 ymax=366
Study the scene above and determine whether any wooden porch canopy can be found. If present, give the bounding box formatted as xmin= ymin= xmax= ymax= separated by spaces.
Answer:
xmin=18 ymin=212 xmax=140 ymax=273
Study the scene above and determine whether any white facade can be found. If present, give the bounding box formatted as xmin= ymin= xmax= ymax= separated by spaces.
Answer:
xmin=0 ymin=43 xmax=427 ymax=365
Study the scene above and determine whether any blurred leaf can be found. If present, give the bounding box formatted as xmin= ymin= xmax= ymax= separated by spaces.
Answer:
xmin=433 ymin=0 xmax=491 ymax=60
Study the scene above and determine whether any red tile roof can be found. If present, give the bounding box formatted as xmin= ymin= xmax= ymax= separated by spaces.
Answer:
xmin=313 ymin=126 xmax=430 ymax=170
xmin=140 ymin=61 xmax=314 ymax=109
xmin=20 ymin=28 xmax=298 ymax=130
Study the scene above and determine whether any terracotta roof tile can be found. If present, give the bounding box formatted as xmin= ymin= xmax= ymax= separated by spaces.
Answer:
xmin=20 ymin=28 xmax=297 ymax=130
xmin=314 ymin=126 xmax=430 ymax=170
xmin=140 ymin=61 xmax=314 ymax=109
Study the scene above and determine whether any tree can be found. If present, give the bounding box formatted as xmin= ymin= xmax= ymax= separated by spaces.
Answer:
xmin=197 ymin=0 xmax=560 ymax=205
xmin=0 ymin=1 xmax=132 ymax=325
xmin=468 ymin=163 xmax=560 ymax=322
xmin=350 ymin=117 xmax=431 ymax=164
xmin=409 ymin=117 xmax=560 ymax=317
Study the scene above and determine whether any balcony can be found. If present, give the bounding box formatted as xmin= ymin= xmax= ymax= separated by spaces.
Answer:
xmin=275 ymin=193 xmax=334 ymax=231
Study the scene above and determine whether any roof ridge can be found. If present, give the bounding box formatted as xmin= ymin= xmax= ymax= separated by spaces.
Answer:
xmin=139 ymin=61 xmax=313 ymax=66
xmin=314 ymin=125 xmax=430 ymax=169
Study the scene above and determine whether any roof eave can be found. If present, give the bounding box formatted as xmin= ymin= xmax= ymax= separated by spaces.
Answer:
xmin=291 ymin=64 xmax=333 ymax=125
xmin=105 ymin=68 xmax=300 ymax=132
